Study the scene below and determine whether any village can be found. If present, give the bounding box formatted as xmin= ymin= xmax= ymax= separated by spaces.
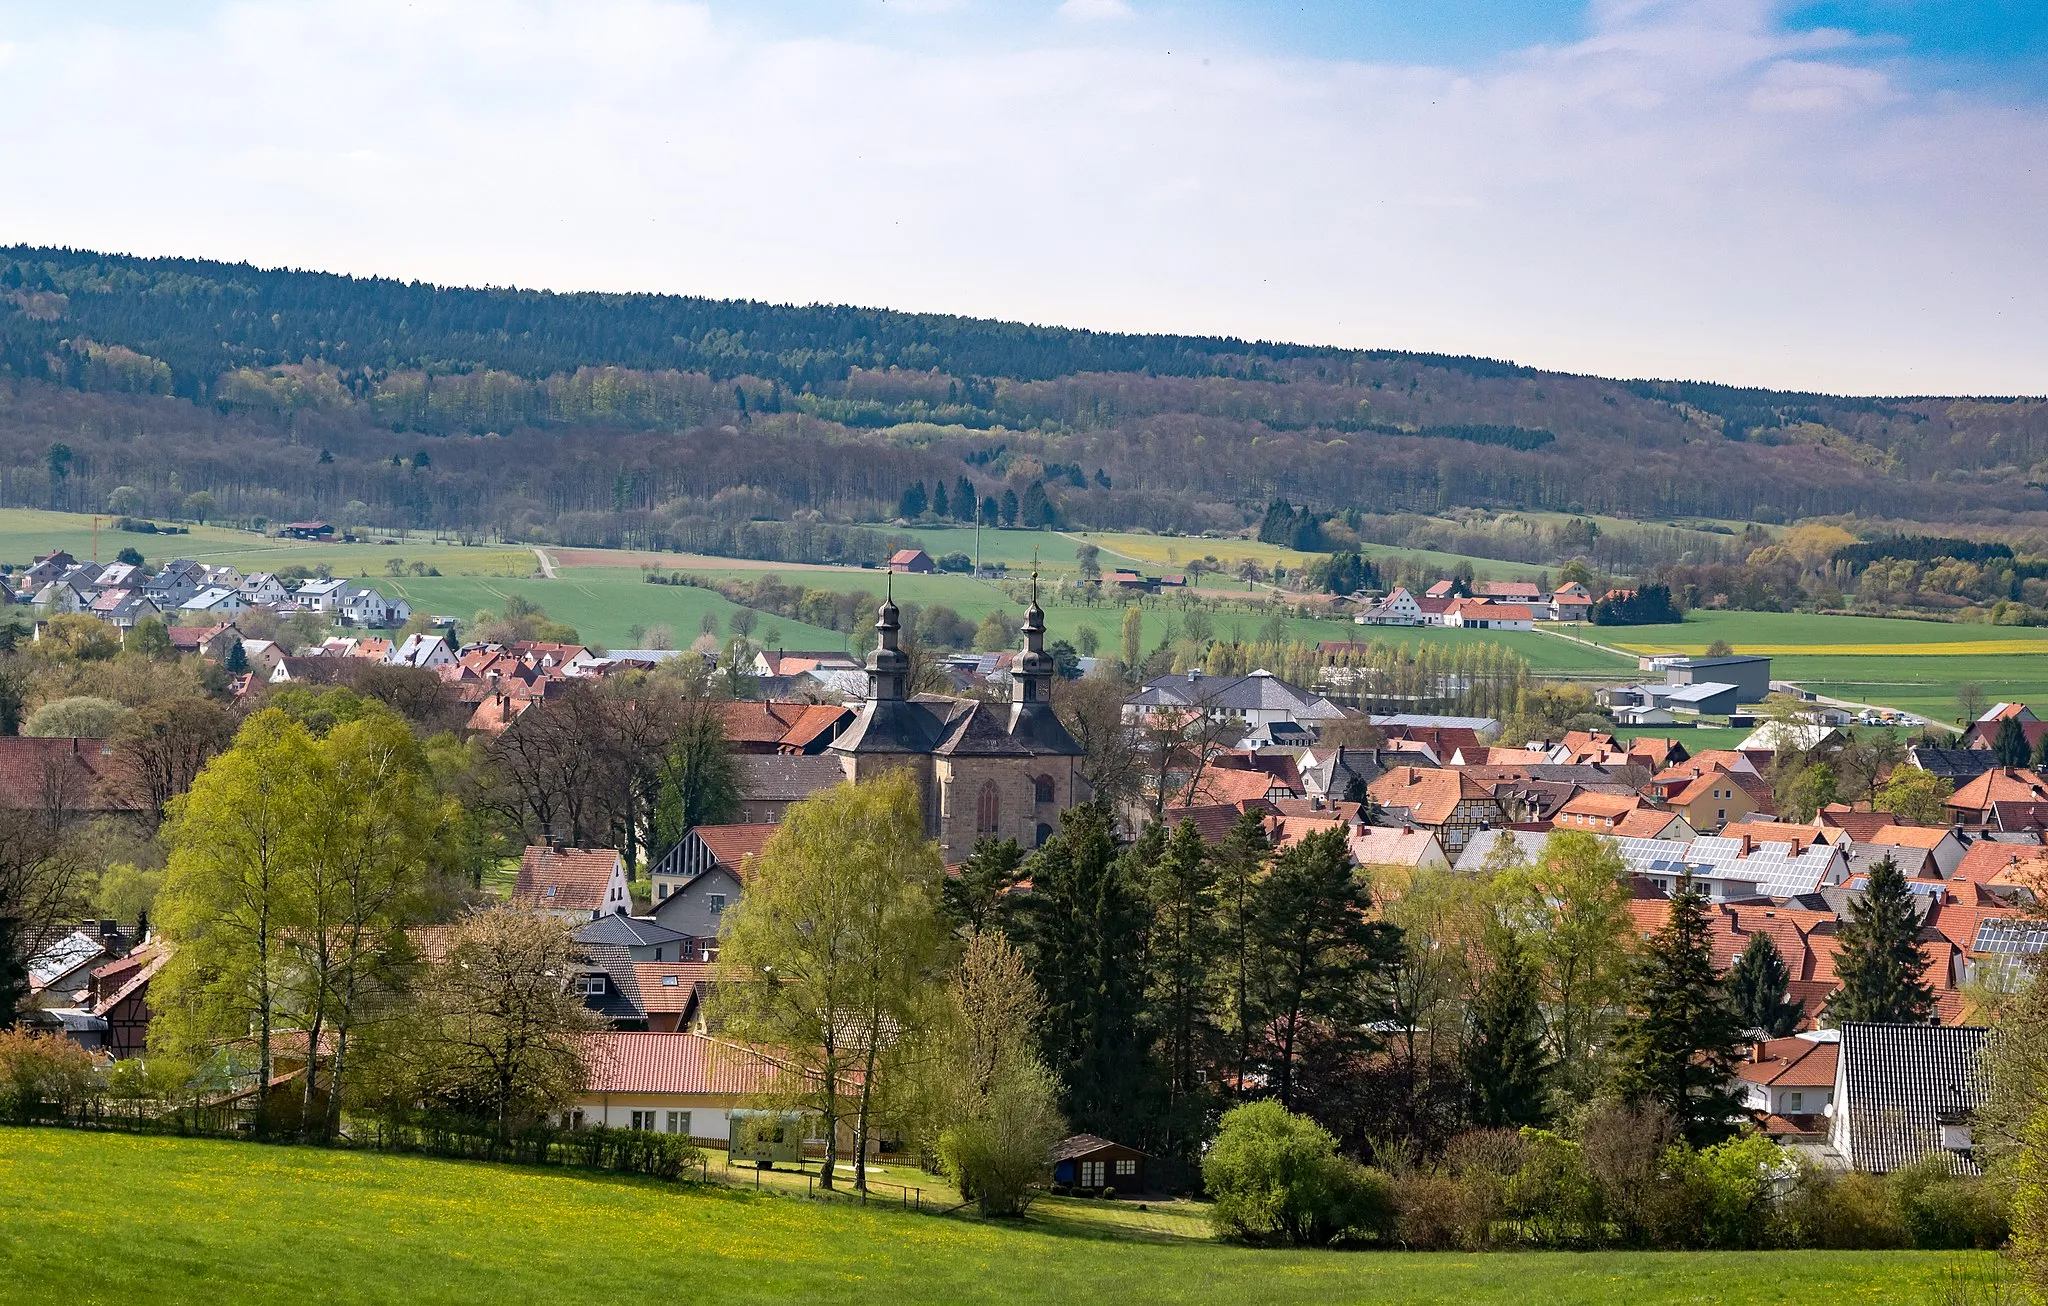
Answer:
xmin=3 ymin=526 xmax=2037 ymax=1231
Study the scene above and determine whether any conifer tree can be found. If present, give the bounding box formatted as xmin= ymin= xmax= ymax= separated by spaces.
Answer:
xmin=1994 ymin=715 xmax=2032 ymax=768
xmin=932 ymin=480 xmax=950 ymax=519
xmin=1827 ymin=854 xmax=1935 ymax=1025
xmin=1463 ymin=928 xmax=1551 ymax=1128
xmin=1020 ymin=802 xmax=1155 ymax=1138
xmin=1610 ymin=877 xmax=1743 ymax=1145
xmin=1726 ymin=931 xmax=1802 ymax=1038
xmin=1144 ymin=816 xmax=1221 ymax=1168
xmin=942 ymin=836 xmax=1023 ymax=935
xmin=1212 ymin=807 xmax=1272 ymax=1097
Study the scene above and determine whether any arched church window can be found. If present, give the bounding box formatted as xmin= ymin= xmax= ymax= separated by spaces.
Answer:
xmin=976 ymin=780 xmax=1001 ymax=834
xmin=1033 ymin=774 xmax=1055 ymax=804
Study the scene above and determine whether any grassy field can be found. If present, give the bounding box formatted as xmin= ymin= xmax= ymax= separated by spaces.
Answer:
xmin=0 ymin=507 xmax=534 ymax=579
xmin=0 ymin=1129 xmax=1996 ymax=1306
xmin=1600 ymin=610 xmax=2048 ymax=722
xmin=1074 ymin=530 xmax=1551 ymax=586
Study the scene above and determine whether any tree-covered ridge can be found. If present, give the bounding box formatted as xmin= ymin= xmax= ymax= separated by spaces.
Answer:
xmin=1 ymin=244 xmax=2047 ymax=540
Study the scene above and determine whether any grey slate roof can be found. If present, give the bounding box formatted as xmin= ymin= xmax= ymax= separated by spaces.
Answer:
xmin=733 ymin=753 xmax=846 ymax=803
xmin=831 ymin=694 xmax=1081 ymax=758
xmin=1835 ymin=1022 xmax=1988 ymax=1174
xmin=1910 ymin=747 xmax=1999 ymax=784
xmin=574 ymin=914 xmax=692 ymax=949
xmin=1132 ymin=670 xmax=1344 ymax=720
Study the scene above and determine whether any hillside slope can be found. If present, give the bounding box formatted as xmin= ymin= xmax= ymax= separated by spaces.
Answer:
xmin=1 ymin=246 xmax=2043 ymax=544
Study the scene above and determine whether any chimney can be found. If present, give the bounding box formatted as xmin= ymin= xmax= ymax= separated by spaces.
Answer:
xmin=1739 ymin=834 xmax=1753 ymax=856
xmin=549 ymin=836 xmax=566 ymax=853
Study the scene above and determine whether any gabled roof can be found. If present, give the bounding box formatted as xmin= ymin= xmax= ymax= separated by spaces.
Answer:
xmin=1837 ymin=1022 xmax=1988 ymax=1174
xmin=1049 ymin=1133 xmax=1147 ymax=1162
xmin=1735 ymin=1036 xmax=1839 ymax=1089
xmin=630 ymin=962 xmax=720 ymax=1014
xmin=732 ymin=753 xmax=845 ymax=804
xmin=514 ymin=846 xmax=622 ymax=913
xmin=581 ymin=1031 xmax=800 ymax=1095
xmin=573 ymin=914 xmax=692 ymax=948
xmin=1367 ymin=765 xmax=1498 ymax=827
xmin=692 ymin=823 xmax=780 ymax=870
xmin=1349 ymin=826 xmax=1445 ymax=867
xmin=1949 ymin=767 xmax=2048 ymax=813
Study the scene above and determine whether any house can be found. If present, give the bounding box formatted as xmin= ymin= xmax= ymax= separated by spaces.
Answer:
xmin=89 ymin=589 xmax=161 ymax=631
xmin=886 ymin=548 xmax=935 ymax=574
xmin=514 ymin=844 xmax=631 ymax=920
xmin=341 ymin=586 xmax=410 ymax=628
xmin=1614 ymin=832 xmax=1848 ymax=900
xmin=631 ymin=961 xmax=720 ymax=1032
xmin=1947 ymin=767 xmax=2048 ymax=825
xmin=1963 ymin=703 xmax=2047 ymax=752
xmin=1828 ymin=1022 xmax=1988 ymax=1174
xmin=715 ymin=701 xmax=855 ymax=755
xmin=387 ymin=632 xmax=456 ymax=670
xmin=143 ymin=559 xmax=208 ymax=608
xmin=1348 ymin=825 xmax=1451 ymax=871
xmin=293 ymin=577 xmax=350 ymax=611
xmin=1365 ymin=766 xmax=1506 ymax=854
xmin=1612 ymin=808 xmax=1695 ymax=840
xmin=1549 ymin=583 xmax=1594 ymax=622
xmin=1444 ymin=599 xmax=1533 ymax=631
xmin=1554 ymin=791 xmax=1653 ymax=832
xmin=752 ymin=649 xmax=861 ymax=679
xmin=732 ymin=753 xmax=846 ymax=824
xmin=20 ymin=551 xmax=77 ymax=589
xmin=1733 ymin=1033 xmax=1839 ymax=1136
xmin=1651 ymin=762 xmax=1769 ymax=832
xmin=1050 ymin=1134 xmax=1148 ymax=1195
xmin=1868 ymin=825 xmax=1968 ymax=879
xmin=566 ymin=1031 xmax=842 ymax=1149
xmin=829 ymin=590 xmax=1086 ymax=861
xmin=1354 ymin=586 xmax=1425 ymax=626
xmin=1477 ymin=581 xmax=1543 ymax=603
xmin=571 ymin=913 xmax=696 ymax=964
xmin=280 ymin=521 xmax=336 ymax=541
xmin=1738 ymin=722 xmax=1846 ymax=753
xmin=84 ymin=944 xmax=166 ymax=1057
xmin=180 ymin=586 xmax=246 ymax=617
xmin=27 ymin=922 xmax=133 ymax=1011
xmin=1126 ymin=669 xmax=1346 ymax=732
xmin=238 ymin=572 xmax=293 ymax=606
xmin=0 ymin=736 xmax=143 ymax=820
xmin=648 ymin=823 xmax=775 ymax=932
xmin=32 ymin=581 xmax=90 ymax=614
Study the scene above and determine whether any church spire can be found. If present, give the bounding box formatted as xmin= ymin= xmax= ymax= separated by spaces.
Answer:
xmin=867 ymin=579 xmax=908 ymax=702
xmin=1013 ymin=557 xmax=1053 ymax=706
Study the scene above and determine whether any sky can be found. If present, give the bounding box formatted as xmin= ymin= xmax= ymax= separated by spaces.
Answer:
xmin=0 ymin=0 xmax=2044 ymax=396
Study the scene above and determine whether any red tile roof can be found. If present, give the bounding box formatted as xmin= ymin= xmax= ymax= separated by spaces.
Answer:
xmin=693 ymin=823 xmax=780 ymax=871
xmin=0 ymin=737 xmax=141 ymax=812
xmin=630 ymin=962 xmax=721 ymax=1014
xmin=581 ymin=1031 xmax=799 ymax=1096
xmin=1734 ymin=1036 xmax=1838 ymax=1089
xmin=514 ymin=846 xmax=622 ymax=913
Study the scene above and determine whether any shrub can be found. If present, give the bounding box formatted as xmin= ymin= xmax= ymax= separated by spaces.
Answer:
xmin=1507 ymin=1129 xmax=1597 ymax=1247
xmin=1784 ymin=1166 xmax=1910 ymax=1249
xmin=1892 ymin=1156 xmax=2012 ymax=1250
xmin=938 ymin=1058 xmax=1066 ymax=1217
xmin=24 ymin=695 xmax=133 ymax=739
xmin=0 ymin=1030 xmax=100 ymax=1123
xmin=1661 ymin=1133 xmax=1795 ymax=1250
xmin=1203 ymin=1100 xmax=1395 ymax=1247
xmin=1393 ymin=1171 xmax=1491 ymax=1250
xmin=1577 ymin=1100 xmax=1676 ymax=1247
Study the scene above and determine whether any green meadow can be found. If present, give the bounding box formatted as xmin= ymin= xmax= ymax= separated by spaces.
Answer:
xmin=0 ymin=1129 xmax=1995 ymax=1306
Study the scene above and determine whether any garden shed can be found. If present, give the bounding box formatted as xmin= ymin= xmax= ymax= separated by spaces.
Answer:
xmin=1050 ymin=1134 xmax=1147 ymax=1195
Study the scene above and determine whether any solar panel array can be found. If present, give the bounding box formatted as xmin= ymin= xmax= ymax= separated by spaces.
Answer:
xmin=1974 ymin=916 xmax=2048 ymax=957
xmin=1614 ymin=834 xmax=1838 ymax=898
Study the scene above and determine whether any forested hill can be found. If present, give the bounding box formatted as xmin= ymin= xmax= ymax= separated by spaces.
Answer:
xmin=1 ymin=244 xmax=2045 ymax=547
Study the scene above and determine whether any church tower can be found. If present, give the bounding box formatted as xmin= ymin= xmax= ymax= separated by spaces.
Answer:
xmin=867 ymin=581 xmax=909 ymax=703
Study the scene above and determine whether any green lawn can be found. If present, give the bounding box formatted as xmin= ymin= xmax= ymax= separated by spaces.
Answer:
xmin=0 ymin=1129 xmax=1995 ymax=1306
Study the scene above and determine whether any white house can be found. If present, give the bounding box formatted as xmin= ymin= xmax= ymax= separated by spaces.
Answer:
xmin=387 ymin=632 xmax=455 ymax=670
xmin=1355 ymin=586 xmax=1425 ymax=627
xmin=294 ymin=578 xmax=350 ymax=611
xmin=1444 ymin=599 xmax=1533 ymax=631
xmin=181 ymin=587 xmax=247 ymax=617
xmin=237 ymin=572 xmax=293 ymax=606
xmin=514 ymin=845 xmax=630 ymax=920
xmin=340 ymin=586 xmax=410 ymax=628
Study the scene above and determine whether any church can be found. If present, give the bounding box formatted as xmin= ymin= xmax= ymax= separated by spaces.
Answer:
xmin=829 ymin=583 xmax=1086 ymax=861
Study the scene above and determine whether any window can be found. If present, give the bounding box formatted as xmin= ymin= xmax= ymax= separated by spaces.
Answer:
xmin=661 ymin=974 xmax=679 ymax=987
xmin=976 ymin=780 xmax=1001 ymax=834
xmin=1785 ymin=1092 xmax=1803 ymax=1112
xmin=658 ymin=884 xmax=670 ymax=900
xmin=1033 ymin=774 xmax=1055 ymax=804
xmin=1115 ymin=1159 xmax=1137 ymax=1177
xmin=667 ymin=1110 xmax=691 ymax=1136
xmin=708 ymin=893 xmax=727 ymax=915
xmin=1080 ymin=1160 xmax=1105 ymax=1188
xmin=574 ymin=974 xmax=608 ymax=996
xmin=630 ymin=1110 xmax=655 ymax=1131
xmin=1718 ymin=809 xmax=1726 ymax=820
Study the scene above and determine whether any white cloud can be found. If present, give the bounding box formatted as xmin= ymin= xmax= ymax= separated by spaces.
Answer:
xmin=0 ymin=0 xmax=2038 ymax=394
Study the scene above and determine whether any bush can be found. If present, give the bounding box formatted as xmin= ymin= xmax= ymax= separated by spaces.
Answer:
xmin=1661 ymin=1133 xmax=1794 ymax=1250
xmin=938 ymin=1058 xmax=1066 ymax=1217
xmin=24 ymin=695 xmax=133 ymax=739
xmin=1202 ymin=1100 xmax=1394 ymax=1247
xmin=1393 ymin=1171 xmax=1490 ymax=1250
xmin=1506 ymin=1129 xmax=1597 ymax=1247
xmin=0 ymin=1030 xmax=101 ymax=1123
xmin=1892 ymin=1156 xmax=2012 ymax=1250
xmin=1784 ymin=1166 xmax=1910 ymax=1249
